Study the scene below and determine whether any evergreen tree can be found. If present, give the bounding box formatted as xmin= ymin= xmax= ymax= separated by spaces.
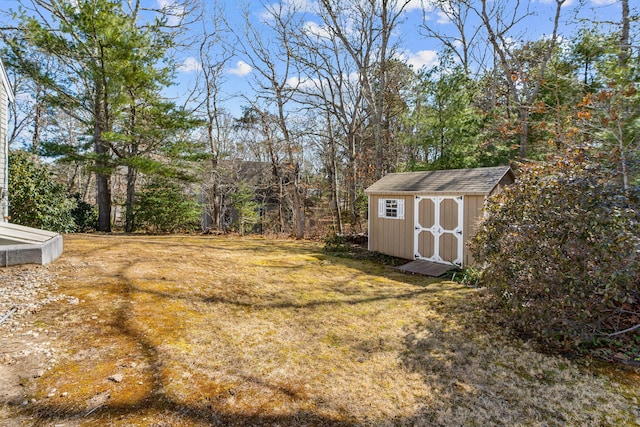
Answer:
xmin=2 ymin=0 xmax=191 ymax=231
xmin=133 ymin=177 xmax=201 ymax=233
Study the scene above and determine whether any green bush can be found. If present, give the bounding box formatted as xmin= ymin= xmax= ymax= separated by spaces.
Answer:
xmin=471 ymin=149 xmax=639 ymax=349
xmin=70 ymin=193 xmax=98 ymax=232
xmin=230 ymin=183 xmax=261 ymax=235
xmin=134 ymin=177 xmax=201 ymax=233
xmin=8 ymin=151 xmax=76 ymax=233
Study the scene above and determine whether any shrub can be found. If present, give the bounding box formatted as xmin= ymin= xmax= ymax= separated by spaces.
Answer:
xmin=230 ymin=183 xmax=261 ymax=236
xmin=70 ymin=193 xmax=98 ymax=232
xmin=8 ymin=151 xmax=76 ymax=232
xmin=134 ymin=177 xmax=201 ymax=233
xmin=471 ymin=149 xmax=640 ymax=350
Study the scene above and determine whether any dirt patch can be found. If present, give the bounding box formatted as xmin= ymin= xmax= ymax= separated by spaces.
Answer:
xmin=0 ymin=333 xmax=53 ymax=400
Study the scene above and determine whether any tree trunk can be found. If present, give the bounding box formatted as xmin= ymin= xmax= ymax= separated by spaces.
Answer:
xmin=278 ymin=177 xmax=285 ymax=232
xmin=124 ymin=165 xmax=137 ymax=233
xmin=31 ymin=101 xmax=42 ymax=154
xmin=618 ymin=0 xmax=630 ymax=191
xmin=94 ymin=128 xmax=111 ymax=232
xmin=347 ymin=130 xmax=358 ymax=228
xmin=210 ymin=158 xmax=221 ymax=230
xmin=619 ymin=0 xmax=630 ymax=66
xmin=93 ymin=65 xmax=111 ymax=232
xmin=82 ymin=172 xmax=92 ymax=202
xmin=326 ymin=123 xmax=343 ymax=234
xmin=291 ymin=172 xmax=305 ymax=239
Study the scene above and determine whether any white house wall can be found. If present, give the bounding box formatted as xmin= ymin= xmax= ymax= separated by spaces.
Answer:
xmin=0 ymin=59 xmax=13 ymax=223
xmin=0 ymin=68 xmax=8 ymax=222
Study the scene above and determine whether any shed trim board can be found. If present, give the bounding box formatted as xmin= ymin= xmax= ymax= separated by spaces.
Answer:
xmin=365 ymin=166 xmax=514 ymax=267
xmin=366 ymin=190 xmax=488 ymax=197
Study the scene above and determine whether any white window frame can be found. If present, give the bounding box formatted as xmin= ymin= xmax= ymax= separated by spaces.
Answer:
xmin=378 ymin=198 xmax=405 ymax=219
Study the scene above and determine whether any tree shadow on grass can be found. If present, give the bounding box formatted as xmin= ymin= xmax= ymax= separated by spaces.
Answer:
xmin=2 ymin=235 xmax=488 ymax=426
xmin=397 ymin=309 xmax=638 ymax=427
xmin=4 ymin=257 xmax=359 ymax=426
xmin=200 ymin=286 xmax=440 ymax=310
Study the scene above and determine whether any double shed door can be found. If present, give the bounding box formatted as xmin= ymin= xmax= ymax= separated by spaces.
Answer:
xmin=414 ymin=196 xmax=463 ymax=267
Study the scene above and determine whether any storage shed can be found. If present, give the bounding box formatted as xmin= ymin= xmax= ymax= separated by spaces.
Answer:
xmin=365 ymin=166 xmax=514 ymax=267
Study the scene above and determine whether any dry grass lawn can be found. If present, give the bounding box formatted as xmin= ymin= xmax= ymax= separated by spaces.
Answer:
xmin=1 ymin=234 xmax=639 ymax=426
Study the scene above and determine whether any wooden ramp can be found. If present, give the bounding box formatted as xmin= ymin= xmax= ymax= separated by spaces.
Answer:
xmin=397 ymin=260 xmax=454 ymax=277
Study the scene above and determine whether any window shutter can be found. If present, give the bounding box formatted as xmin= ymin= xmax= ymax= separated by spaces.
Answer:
xmin=397 ymin=199 xmax=405 ymax=219
xmin=378 ymin=199 xmax=385 ymax=217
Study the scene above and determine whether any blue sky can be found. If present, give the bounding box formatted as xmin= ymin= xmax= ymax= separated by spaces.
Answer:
xmin=167 ymin=0 xmax=628 ymax=116
xmin=0 ymin=0 xmax=631 ymax=118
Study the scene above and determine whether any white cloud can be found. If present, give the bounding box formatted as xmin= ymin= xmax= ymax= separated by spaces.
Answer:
xmin=261 ymin=0 xmax=319 ymax=21
xmin=157 ymin=0 xmax=184 ymax=26
xmin=286 ymin=76 xmax=320 ymax=90
xmin=403 ymin=0 xmax=427 ymax=12
xmin=285 ymin=0 xmax=318 ymax=13
xmin=304 ymin=21 xmax=331 ymax=38
xmin=539 ymin=0 xmax=575 ymax=6
xmin=178 ymin=57 xmax=201 ymax=73
xmin=417 ymin=0 xmax=438 ymax=14
xmin=436 ymin=10 xmax=451 ymax=24
xmin=590 ymin=0 xmax=616 ymax=5
xmin=228 ymin=61 xmax=253 ymax=77
xmin=405 ymin=50 xmax=439 ymax=70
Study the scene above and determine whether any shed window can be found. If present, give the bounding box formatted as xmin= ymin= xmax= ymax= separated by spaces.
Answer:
xmin=378 ymin=198 xmax=404 ymax=219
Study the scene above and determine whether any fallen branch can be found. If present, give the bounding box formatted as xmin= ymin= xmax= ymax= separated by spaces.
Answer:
xmin=0 ymin=306 xmax=18 ymax=325
xmin=84 ymin=405 xmax=103 ymax=417
xmin=607 ymin=323 xmax=640 ymax=337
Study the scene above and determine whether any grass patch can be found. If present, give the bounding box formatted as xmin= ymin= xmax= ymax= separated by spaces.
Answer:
xmin=2 ymin=234 xmax=638 ymax=426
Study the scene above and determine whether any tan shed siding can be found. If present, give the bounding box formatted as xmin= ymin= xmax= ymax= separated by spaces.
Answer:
xmin=463 ymin=195 xmax=485 ymax=266
xmin=489 ymin=173 xmax=515 ymax=197
xmin=0 ymin=81 xmax=7 ymax=221
xmin=368 ymin=194 xmax=414 ymax=259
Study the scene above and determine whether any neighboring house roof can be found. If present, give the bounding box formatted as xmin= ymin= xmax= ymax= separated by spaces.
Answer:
xmin=217 ymin=159 xmax=272 ymax=187
xmin=365 ymin=165 xmax=514 ymax=196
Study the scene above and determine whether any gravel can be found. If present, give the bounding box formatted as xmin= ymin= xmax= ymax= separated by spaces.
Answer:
xmin=0 ymin=265 xmax=71 ymax=412
xmin=0 ymin=265 xmax=68 ymax=331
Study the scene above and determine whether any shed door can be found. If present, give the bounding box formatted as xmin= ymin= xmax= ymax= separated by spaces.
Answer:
xmin=414 ymin=196 xmax=463 ymax=267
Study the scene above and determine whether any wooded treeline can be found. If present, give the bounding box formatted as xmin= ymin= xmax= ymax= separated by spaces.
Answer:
xmin=1 ymin=0 xmax=638 ymax=237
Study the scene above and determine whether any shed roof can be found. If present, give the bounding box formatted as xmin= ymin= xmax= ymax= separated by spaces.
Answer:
xmin=365 ymin=166 xmax=513 ymax=196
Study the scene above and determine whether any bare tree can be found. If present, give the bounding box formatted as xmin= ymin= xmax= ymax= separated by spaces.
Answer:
xmin=187 ymin=1 xmax=234 ymax=231
xmin=229 ymin=1 xmax=307 ymax=239
xmin=471 ymin=0 xmax=566 ymax=158
xmin=4 ymin=69 xmax=35 ymax=149
xmin=292 ymin=16 xmax=367 ymax=230
xmin=419 ymin=0 xmax=487 ymax=75
xmin=318 ymin=0 xmax=413 ymax=179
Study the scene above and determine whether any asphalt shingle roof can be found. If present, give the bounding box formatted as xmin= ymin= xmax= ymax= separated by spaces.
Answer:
xmin=364 ymin=166 xmax=513 ymax=195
